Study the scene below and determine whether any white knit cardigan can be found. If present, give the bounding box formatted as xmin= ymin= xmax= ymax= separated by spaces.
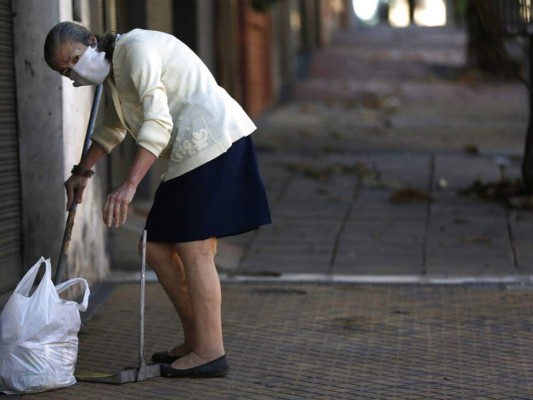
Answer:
xmin=91 ymin=29 xmax=257 ymax=181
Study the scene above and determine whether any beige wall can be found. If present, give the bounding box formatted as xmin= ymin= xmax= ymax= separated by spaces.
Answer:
xmin=146 ymin=0 xmax=173 ymax=32
xmin=61 ymin=0 xmax=110 ymax=283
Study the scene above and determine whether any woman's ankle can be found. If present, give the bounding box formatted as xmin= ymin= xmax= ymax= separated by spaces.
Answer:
xmin=170 ymin=343 xmax=192 ymax=356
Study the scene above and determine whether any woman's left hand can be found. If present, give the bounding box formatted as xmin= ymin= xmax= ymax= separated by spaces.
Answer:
xmin=103 ymin=181 xmax=137 ymax=228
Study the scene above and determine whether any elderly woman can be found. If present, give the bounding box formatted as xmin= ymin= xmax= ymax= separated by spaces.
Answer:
xmin=44 ymin=21 xmax=271 ymax=378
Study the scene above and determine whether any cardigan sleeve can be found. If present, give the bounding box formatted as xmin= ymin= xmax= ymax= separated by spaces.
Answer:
xmin=90 ymin=92 xmax=127 ymax=153
xmin=126 ymin=44 xmax=173 ymax=157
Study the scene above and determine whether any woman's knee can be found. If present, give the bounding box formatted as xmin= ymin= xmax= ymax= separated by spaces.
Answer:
xmin=175 ymin=238 xmax=217 ymax=265
xmin=144 ymin=241 xmax=175 ymax=267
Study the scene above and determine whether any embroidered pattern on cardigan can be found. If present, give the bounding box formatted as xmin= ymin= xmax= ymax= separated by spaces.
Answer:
xmin=171 ymin=128 xmax=210 ymax=162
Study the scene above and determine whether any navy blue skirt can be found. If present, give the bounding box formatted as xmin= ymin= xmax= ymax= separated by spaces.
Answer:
xmin=144 ymin=136 xmax=271 ymax=243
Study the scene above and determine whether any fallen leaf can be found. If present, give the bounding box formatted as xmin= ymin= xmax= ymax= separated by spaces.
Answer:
xmin=459 ymin=178 xmax=533 ymax=209
xmin=453 ymin=218 xmax=469 ymax=224
xmin=464 ymin=144 xmax=480 ymax=155
xmin=390 ymin=188 xmax=432 ymax=204
xmin=462 ymin=236 xmax=492 ymax=244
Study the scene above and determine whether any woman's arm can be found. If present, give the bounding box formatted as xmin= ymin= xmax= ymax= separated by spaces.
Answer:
xmin=100 ymin=40 xmax=171 ymax=227
xmin=103 ymin=146 xmax=157 ymax=228
xmin=65 ymin=141 xmax=108 ymax=210
xmin=79 ymin=141 xmax=108 ymax=170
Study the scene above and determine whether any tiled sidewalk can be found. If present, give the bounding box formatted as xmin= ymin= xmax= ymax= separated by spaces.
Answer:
xmin=14 ymin=282 xmax=533 ymax=399
xmin=219 ymin=151 xmax=533 ymax=281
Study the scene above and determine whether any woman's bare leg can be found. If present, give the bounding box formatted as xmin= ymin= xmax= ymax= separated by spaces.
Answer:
xmin=145 ymin=241 xmax=196 ymax=355
xmin=170 ymin=237 xmax=225 ymax=369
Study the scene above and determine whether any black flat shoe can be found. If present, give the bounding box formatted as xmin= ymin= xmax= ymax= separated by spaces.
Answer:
xmin=160 ymin=355 xmax=229 ymax=378
xmin=151 ymin=351 xmax=183 ymax=364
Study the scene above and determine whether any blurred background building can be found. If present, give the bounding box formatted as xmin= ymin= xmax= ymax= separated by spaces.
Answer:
xmin=1 ymin=0 xmax=483 ymax=294
xmin=0 ymin=0 xmax=350 ymax=294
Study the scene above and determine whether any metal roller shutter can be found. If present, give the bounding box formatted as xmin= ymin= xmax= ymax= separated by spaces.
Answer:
xmin=0 ymin=0 xmax=22 ymax=293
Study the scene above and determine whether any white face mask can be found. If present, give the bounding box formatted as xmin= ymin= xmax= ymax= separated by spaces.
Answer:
xmin=70 ymin=45 xmax=110 ymax=87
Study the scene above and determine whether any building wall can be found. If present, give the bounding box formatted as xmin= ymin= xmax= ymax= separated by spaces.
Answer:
xmin=147 ymin=0 xmax=173 ymax=33
xmin=216 ymin=0 xmax=243 ymax=103
xmin=12 ymin=0 xmax=109 ymax=286
xmin=7 ymin=0 xmax=346 ymax=292
xmin=2 ymin=0 xmax=344 ymax=296
xmin=62 ymin=2 xmax=109 ymax=283
xmin=239 ymin=0 xmax=274 ymax=117
xmin=196 ymin=0 xmax=216 ymax=74
xmin=319 ymin=0 xmax=347 ymax=46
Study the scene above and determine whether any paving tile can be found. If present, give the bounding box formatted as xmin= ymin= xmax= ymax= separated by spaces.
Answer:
xmin=361 ymin=153 xmax=431 ymax=190
xmin=271 ymin=203 xmax=349 ymax=220
xmin=425 ymin=252 xmax=516 ymax=276
xmin=252 ymin=220 xmax=340 ymax=243
xmin=333 ymin=257 xmax=423 ymax=275
xmin=239 ymin=249 xmax=332 ymax=274
xmin=434 ymin=155 xmax=502 ymax=190
xmin=350 ymin=202 xmax=426 ymax=221
xmin=341 ymin=220 xmax=425 ymax=242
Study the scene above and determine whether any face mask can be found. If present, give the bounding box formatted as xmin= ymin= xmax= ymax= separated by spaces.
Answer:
xmin=70 ymin=45 xmax=110 ymax=87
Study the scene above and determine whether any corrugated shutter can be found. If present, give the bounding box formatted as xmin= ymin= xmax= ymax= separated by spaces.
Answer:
xmin=0 ymin=0 xmax=22 ymax=293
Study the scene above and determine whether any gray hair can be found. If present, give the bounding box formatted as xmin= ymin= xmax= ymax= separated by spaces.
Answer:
xmin=44 ymin=21 xmax=117 ymax=66
xmin=44 ymin=21 xmax=93 ymax=67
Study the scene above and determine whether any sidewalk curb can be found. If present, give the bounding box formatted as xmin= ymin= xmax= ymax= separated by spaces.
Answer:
xmin=106 ymin=270 xmax=533 ymax=287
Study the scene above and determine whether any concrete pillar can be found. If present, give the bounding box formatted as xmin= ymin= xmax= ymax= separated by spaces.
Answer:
xmin=12 ymin=0 xmax=65 ymax=271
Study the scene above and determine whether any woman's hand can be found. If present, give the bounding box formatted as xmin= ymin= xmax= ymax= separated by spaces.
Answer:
xmin=103 ymin=181 xmax=137 ymax=228
xmin=103 ymin=146 xmax=156 ymax=228
xmin=64 ymin=175 xmax=90 ymax=210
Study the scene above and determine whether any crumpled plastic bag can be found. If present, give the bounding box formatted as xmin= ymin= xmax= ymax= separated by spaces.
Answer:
xmin=0 ymin=257 xmax=90 ymax=394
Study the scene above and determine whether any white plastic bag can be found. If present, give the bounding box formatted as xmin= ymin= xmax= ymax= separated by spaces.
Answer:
xmin=0 ymin=257 xmax=90 ymax=394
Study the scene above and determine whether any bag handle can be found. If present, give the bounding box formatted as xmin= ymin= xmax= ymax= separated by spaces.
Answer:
xmin=55 ymin=278 xmax=91 ymax=312
xmin=13 ymin=257 xmax=51 ymax=296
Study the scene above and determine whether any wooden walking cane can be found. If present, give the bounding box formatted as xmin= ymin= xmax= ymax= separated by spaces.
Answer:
xmin=54 ymin=84 xmax=103 ymax=285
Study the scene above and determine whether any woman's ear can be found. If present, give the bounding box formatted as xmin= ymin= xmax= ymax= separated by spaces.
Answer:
xmin=89 ymin=35 xmax=97 ymax=47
